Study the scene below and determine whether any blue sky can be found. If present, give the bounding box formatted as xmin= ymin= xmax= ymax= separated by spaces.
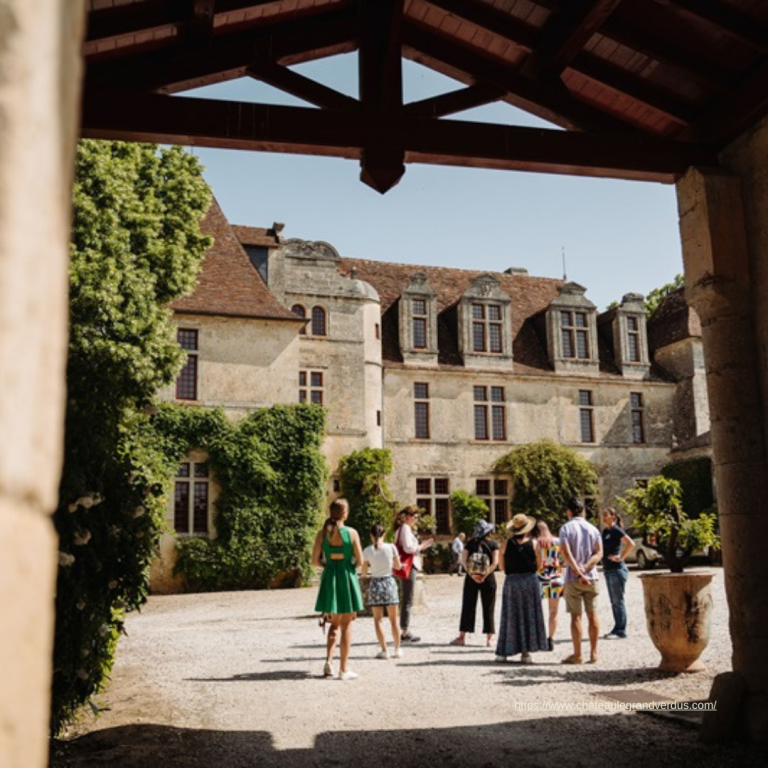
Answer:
xmin=187 ymin=54 xmax=684 ymax=311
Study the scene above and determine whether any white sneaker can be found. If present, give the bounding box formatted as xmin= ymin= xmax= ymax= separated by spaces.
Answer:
xmin=521 ymin=653 xmax=533 ymax=664
xmin=495 ymin=655 xmax=508 ymax=663
xmin=375 ymin=650 xmax=390 ymax=660
xmin=393 ymin=648 xmax=403 ymax=659
xmin=323 ymin=661 xmax=334 ymax=677
xmin=338 ymin=669 xmax=359 ymax=681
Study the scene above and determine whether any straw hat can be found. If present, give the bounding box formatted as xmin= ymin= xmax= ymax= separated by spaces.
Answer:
xmin=507 ymin=513 xmax=536 ymax=536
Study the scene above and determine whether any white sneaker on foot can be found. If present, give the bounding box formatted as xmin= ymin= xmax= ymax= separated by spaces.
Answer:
xmin=338 ymin=670 xmax=359 ymax=681
xmin=323 ymin=661 xmax=334 ymax=677
xmin=375 ymin=650 xmax=390 ymax=660
xmin=393 ymin=648 xmax=403 ymax=659
xmin=495 ymin=655 xmax=508 ymax=663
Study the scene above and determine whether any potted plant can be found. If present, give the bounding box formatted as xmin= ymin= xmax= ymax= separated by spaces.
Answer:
xmin=620 ymin=476 xmax=720 ymax=672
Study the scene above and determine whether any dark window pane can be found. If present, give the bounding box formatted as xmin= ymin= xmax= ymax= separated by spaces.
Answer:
xmin=575 ymin=312 xmax=588 ymax=328
xmin=494 ymin=498 xmax=508 ymax=521
xmin=576 ymin=330 xmax=589 ymax=359
xmin=417 ymin=498 xmax=431 ymax=516
xmin=311 ymin=306 xmax=327 ymax=336
xmin=473 ymin=322 xmax=486 ymax=352
xmin=474 ymin=386 xmax=487 ymax=402
xmin=435 ymin=498 xmax=450 ymax=535
xmin=414 ymin=402 xmax=430 ymax=439
xmin=291 ymin=304 xmax=305 ymax=318
xmin=310 ymin=372 xmax=323 ymax=387
xmin=375 ymin=323 xmax=380 ymax=339
xmin=561 ymin=311 xmax=572 ymax=327
xmin=628 ymin=334 xmax=640 ymax=362
xmin=299 ymin=390 xmax=307 ymax=403
xmin=434 ymin=478 xmax=449 ymax=495
xmin=627 ymin=316 xmax=639 ymax=331
xmin=413 ymin=317 xmax=427 ymax=348
xmin=414 ymin=382 xmax=429 ymax=399
xmin=562 ymin=329 xmax=574 ymax=358
xmin=376 ymin=410 xmax=381 ymax=426
xmin=299 ymin=371 xmax=307 ymax=386
xmin=632 ymin=411 xmax=645 ymax=443
xmin=579 ymin=390 xmax=592 ymax=406
xmin=194 ymin=462 xmax=209 ymax=478
xmin=193 ymin=482 xmax=209 ymax=534
xmin=491 ymin=405 xmax=506 ymax=440
xmin=178 ymin=329 xmax=198 ymax=351
xmin=494 ymin=479 xmax=508 ymax=495
xmin=416 ymin=478 xmax=431 ymax=495
xmin=472 ymin=304 xmax=484 ymax=319
xmin=474 ymin=405 xmax=488 ymax=440
xmin=488 ymin=304 xmax=501 ymax=321
xmin=176 ymin=355 xmax=197 ymax=400
xmin=412 ymin=298 xmax=426 ymax=315
xmin=177 ymin=462 xmax=190 ymax=478
xmin=310 ymin=390 xmax=323 ymax=405
xmin=174 ymin=481 xmax=189 ymax=532
xmin=630 ymin=392 xmax=642 ymax=408
xmin=580 ymin=409 xmax=594 ymax=443
xmin=491 ymin=386 xmax=504 ymax=402
xmin=476 ymin=479 xmax=491 ymax=495
xmin=489 ymin=324 xmax=502 ymax=353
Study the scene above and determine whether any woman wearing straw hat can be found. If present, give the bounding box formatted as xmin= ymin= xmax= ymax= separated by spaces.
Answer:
xmin=496 ymin=513 xmax=549 ymax=663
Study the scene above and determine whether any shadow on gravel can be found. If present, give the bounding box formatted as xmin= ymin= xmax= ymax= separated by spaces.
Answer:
xmin=50 ymin=716 xmax=766 ymax=768
xmin=187 ymin=670 xmax=314 ymax=682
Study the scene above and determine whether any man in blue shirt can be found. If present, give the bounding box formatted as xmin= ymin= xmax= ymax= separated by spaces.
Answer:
xmin=558 ymin=497 xmax=603 ymax=664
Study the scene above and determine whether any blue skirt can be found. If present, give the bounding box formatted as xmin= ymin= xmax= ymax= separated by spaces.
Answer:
xmin=496 ymin=573 xmax=549 ymax=656
xmin=367 ymin=575 xmax=400 ymax=607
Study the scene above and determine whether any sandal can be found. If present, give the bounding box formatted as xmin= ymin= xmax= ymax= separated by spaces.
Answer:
xmin=449 ymin=636 xmax=465 ymax=646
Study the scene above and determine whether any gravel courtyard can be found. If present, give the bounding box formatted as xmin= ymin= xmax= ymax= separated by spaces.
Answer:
xmin=52 ymin=568 xmax=766 ymax=767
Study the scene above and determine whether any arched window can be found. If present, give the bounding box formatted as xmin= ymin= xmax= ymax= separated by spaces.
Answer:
xmin=291 ymin=304 xmax=307 ymax=334
xmin=311 ymin=306 xmax=327 ymax=337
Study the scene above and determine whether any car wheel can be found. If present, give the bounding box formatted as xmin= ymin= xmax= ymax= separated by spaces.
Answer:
xmin=636 ymin=551 xmax=648 ymax=570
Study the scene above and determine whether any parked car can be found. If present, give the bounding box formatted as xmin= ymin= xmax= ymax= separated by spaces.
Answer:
xmin=624 ymin=536 xmax=663 ymax=570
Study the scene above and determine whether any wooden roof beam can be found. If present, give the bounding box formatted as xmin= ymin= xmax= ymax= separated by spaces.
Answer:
xmin=523 ymin=0 xmax=622 ymax=79
xmin=403 ymin=22 xmax=636 ymax=134
xmin=246 ymin=58 xmax=360 ymax=111
xmin=359 ymin=0 xmax=405 ymax=193
xmin=79 ymin=89 xmax=718 ymax=182
xmin=404 ymin=84 xmax=505 ymax=119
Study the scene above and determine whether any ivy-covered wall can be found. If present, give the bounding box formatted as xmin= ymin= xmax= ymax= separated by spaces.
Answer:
xmin=154 ymin=402 xmax=329 ymax=592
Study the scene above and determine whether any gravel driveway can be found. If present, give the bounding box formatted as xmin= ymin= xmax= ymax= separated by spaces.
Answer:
xmin=52 ymin=567 xmax=766 ymax=767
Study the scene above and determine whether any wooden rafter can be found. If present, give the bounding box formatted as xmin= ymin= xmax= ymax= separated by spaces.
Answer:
xmin=523 ymin=0 xmax=622 ymax=78
xmin=403 ymin=84 xmax=505 ymax=119
xmin=80 ymin=89 xmax=718 ymax=182
xmin=403 ymin=22 xmax=635 ymax=133
xmin=247 ymin=58 xmax=359 ymax=111
xmin=358 ymin=0 xmax=405 ymax=193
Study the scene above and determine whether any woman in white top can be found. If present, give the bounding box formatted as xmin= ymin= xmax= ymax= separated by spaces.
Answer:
xmin=361 ymin=523 xmax=402 ymax=659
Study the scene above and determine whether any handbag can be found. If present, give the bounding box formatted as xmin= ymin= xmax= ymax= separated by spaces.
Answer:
xmin=392 ymin=529 xmax=415 ymax=580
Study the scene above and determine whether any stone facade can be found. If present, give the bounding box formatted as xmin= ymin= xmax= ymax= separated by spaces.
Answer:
xmin=153 ymin=200 xmax=710 ymax=582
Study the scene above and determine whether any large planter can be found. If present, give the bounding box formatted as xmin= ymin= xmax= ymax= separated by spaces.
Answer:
xmin=639 ymin=571 xmax=714 ymax=673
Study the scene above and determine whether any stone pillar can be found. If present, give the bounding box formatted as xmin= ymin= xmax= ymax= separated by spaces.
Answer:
xmin=0 ymin=2 xmax=85 ymax=766
xmin=677 ymin=166 xmax=768 ymax=741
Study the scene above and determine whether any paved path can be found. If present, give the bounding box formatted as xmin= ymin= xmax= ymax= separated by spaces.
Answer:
xmin=52 ymin=569 xmax=766 ymax=767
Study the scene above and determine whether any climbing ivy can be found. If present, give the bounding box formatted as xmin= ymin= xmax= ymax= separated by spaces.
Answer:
xmin=338 ymin=448 xmax=397 ymax=536
xmin=168 ymin=403 xmax=329 ymax=591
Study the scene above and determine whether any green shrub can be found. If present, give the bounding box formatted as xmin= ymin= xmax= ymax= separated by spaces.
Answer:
xmin=423 ymin=543 xmax=454 ymax=574
xmin=450 ymin=490 xmax=489 ymax=536
xmin=338 ymin=448 xmax=397 ymax=536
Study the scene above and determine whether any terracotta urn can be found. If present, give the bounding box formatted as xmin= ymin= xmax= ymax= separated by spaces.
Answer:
xmin=639 ymin=571 xmax=714 ymax=673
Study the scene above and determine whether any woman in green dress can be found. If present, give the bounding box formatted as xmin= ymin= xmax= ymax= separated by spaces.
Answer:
xmin=312 ymin=498 xmax=364 ymax=680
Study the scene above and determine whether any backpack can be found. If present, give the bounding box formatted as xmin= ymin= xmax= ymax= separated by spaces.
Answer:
xmin=466 ymin=543 xmax=490 ymax=576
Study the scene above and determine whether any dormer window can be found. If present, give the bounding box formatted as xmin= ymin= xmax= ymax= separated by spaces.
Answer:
xmin=610 ymin=293 xmax=650 ymax=379
xmin=458 ymin=275 xmax=512 ymax=370
xmin=627 ymin=316 xmax=641 ymax=362
xmin=399 ymin=273 xmax=438 ymax=366
xmin=546 ymin=282 xmax=599 ymax=376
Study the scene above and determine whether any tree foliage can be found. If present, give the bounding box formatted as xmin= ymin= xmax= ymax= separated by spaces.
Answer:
xmin=450 ymin=490 xmax=489 ymax=537
xmin=493 ymin=440 xmax=598 ymax=529
xmin=619 ymin=475 xmax=720 ymax=573
xmin=645 ymin=273 xmax=684 ymax=317
xmin=338 ymin=448 xmax=397 ymax=536
xmin=660 ymin=457 xmax=714 ymax=518
xmin=52 ymin=141 xmax=212 ymax=734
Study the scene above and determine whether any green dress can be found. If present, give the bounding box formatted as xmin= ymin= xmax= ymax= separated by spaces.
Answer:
xmin=314 ymin=526 xmax=364 ymax=614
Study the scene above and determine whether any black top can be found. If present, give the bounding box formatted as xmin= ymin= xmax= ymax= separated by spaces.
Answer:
xmin=602 ymin=525 xmax=628 ymax=570
xmin=504 ymin=538 xmax=537 ymax=574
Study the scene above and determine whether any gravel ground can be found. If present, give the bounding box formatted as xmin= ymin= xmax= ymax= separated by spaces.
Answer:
xmin=52 ymin=567 xmax=766 ymax=767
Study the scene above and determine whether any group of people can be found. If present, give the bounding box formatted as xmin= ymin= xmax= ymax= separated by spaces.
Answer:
xmin=312 ymin=496 xmax=635 ymax=680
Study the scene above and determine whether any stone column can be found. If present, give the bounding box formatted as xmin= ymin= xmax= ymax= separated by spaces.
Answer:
xmin=0 ymin=2 xmax=85 ymax=766
xmin=677 ymin=166 xmax=768 ymax=742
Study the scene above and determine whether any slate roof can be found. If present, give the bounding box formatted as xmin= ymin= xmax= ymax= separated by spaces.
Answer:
xmin=172 ymin=200 xmax=300 ymax=322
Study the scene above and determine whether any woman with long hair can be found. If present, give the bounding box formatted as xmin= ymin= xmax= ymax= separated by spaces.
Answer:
xmin=601 ymin=507 xmax=634 ymax=639
xmin=393 ymin=505 xmax=433 ymax=643
xmin=312 ymin=498 xmax=364 ymax=680
xmin=496 ymin=514 xmax=549 ymax=663
xmin=534 ymin=520 xmax=564 ymax=651
xmin=449 ymin=520 xmax=500 ymax=647
xmin=361 ymin=523 xmax=402 ymax=659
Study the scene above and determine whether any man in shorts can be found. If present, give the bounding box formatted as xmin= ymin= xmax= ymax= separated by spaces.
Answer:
xmin=558 ymin=497 xmax=603 ymax=664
